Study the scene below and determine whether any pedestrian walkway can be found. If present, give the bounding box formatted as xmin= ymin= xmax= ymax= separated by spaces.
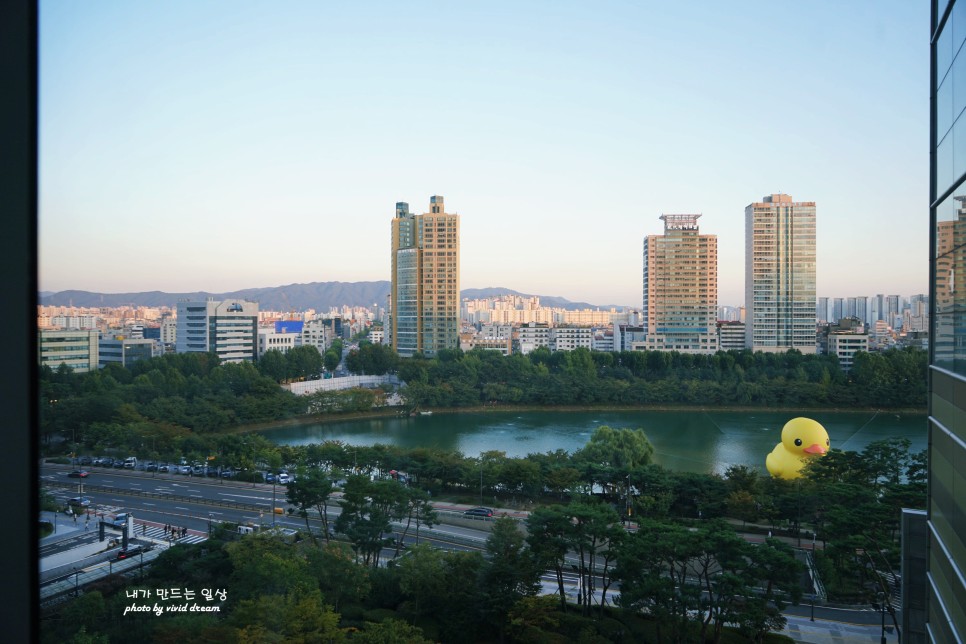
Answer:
xmin=781 ymin=615 xmax=898 ymax=643
xmin=136 ymin=521 xmax=207 ymax=546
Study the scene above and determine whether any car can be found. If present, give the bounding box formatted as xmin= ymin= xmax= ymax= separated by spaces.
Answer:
xmin=92 ymin=456 xmax=109 ymax=466
xmin=264 ymin=472 xmax=276 ymax=483
xmin=67 ymin=470 xmax=89 ymax=478
xmin=158 ymin=464 xmax=170 ymax=473
xmin=220 ymin=468 xmax=235 ymax=478
xmin=78 ymin=456 xmax=92 ymax=466
xmin=67 ymin=496 xmax=91 ymax=508
xmin=113 ymin=512 xmax=132 ymax=526
xmin=145 ymin=462 xmax=157 ymax=472
xmin=117 ymin=544 xmax=151 ymax=559
xmin=179 ymin=465 xmax=191 ymax=475
xmin=277 ymin=473 xmax=293 ymax=485
xmin=463 ymin=507 xmax=494 ymax=517
xmin=113 ymin=460 xmax=125 ymax=468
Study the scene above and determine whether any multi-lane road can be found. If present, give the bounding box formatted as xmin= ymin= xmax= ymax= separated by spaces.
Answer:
xmin=39 ymin=463 xmax=889 ymax=629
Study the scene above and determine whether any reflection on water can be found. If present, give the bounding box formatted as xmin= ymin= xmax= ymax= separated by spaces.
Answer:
xmin=258 ymin=409 xmax=927 ymax=475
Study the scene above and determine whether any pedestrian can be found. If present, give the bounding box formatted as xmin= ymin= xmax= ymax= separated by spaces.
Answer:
xmin=182 ymin=526 xmax=187 ymax=538
xmin=84 ymin=518 xmax=89 ymax=531
xmin=72 ymin=512 xmax=77 ymax=524
xmin=142 ymin=523 xmax=147 ymax=535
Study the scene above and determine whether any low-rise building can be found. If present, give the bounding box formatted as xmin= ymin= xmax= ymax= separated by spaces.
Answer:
xmin=39 ymin=329 xmax=100 ymax=372
xmin=98 ymin=336 xmax=157 ymax=368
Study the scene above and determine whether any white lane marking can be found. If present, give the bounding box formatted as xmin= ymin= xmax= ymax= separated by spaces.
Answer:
xmin=142 ymin=503 xmax=155 ymax=506
xmin=175 ymin=507 xmax=189 ymax=511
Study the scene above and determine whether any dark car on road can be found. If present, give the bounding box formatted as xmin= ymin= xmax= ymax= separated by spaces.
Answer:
xmin=117 ymin=544 xmax=151 ymax=559
xmin=67 ymin=470 xmax=89 ymax=478
xmin=463 ymin=507 xmax=494 ymax=517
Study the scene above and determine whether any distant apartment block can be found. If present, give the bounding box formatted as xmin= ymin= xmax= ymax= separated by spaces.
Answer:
xmin=39 ymin=329 xmax=99 ymax=372
xmin=516 ymin=323 xmax=553 ymax=355
xmin=818 ymin=317 xmax=868 ymax=372
xmin=390 ymin=197 xmax=460 ymax=357
xmin=459 ymin=333 xmax=512 ymax=355
xmin=643 ymin=213 xmax=718 ymax=353
xmin=716 ymin=321 xmax=746 ymax=351
xmin=176 ymin=299 xmax=258 ymax=363
xmin=592 ymin=329 xmax=614 ymax=352
xmin=50 ymin=314 xmax=98 ymax=330
xmin=745 ymin=194 xmax=817 ymax=353
xmin=613 ymin=324 xmax=647 ymax=352
xmin=552 ymin=326 xmax=594 ymax=352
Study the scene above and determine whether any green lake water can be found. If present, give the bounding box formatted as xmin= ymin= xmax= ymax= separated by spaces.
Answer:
xmin=258 ymin=409 xmax=927 ymax=475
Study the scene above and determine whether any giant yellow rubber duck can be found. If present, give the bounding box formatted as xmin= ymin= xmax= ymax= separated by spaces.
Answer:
xmin=766 ymin=417 xmax=830 ymax=479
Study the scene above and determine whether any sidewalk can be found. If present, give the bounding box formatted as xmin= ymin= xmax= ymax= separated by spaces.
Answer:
xmin=781 ymin=615 xmax=897 ymax=643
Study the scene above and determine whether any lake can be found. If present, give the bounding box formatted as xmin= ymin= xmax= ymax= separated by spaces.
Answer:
xmin=257 ymin=409 xmax=928 ymax=475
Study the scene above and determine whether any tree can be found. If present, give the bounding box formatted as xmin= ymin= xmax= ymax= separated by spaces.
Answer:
xmin=353 ymin=619 xmax=433 ymax=644
xmin=285 ymin=345 xmax=324 ymax=381
xmin=574 ymin=425 xmax=654 ymax=474
xmin=257 ymin=349 xmax=288 ymax=382
xmin=323 ymin=349 xmax=341 ymax=373
xmin=480 ymin=517 xmax=541 ymax=642
xmin=335 ymin=476 xmax=400 ymax=567
xmin=286 ymin=468 xmax=335 ymax=545
xmin=307 ymin=541 xmax=371 ymax=612
xmin=526 ymin=505 xmax=574 ymax=610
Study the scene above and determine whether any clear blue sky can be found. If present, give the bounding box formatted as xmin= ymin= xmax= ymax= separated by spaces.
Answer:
xmin=39 ymin=1 xmax=927 ymax=307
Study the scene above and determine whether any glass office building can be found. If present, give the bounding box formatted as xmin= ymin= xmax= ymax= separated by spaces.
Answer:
xmin=928 ymin=1 xmax=966 ymax=641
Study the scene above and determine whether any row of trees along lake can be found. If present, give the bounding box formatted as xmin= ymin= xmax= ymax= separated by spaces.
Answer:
xmin=43 ymin=425 xmax=925 ymax=643
xmin=40 ymin=345 xmax=927 ymax=453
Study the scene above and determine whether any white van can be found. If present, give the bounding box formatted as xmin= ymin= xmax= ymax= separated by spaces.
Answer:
xmin=123 ymin=457 xmax=137 ymax=469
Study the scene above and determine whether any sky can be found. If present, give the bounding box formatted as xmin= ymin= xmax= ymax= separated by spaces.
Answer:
xmin=39 ymin=1 xmax=928 ymax=308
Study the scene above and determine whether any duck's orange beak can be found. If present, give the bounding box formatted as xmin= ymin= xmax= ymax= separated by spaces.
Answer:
xmin=803 ymin=444 xmax=827 ymax=455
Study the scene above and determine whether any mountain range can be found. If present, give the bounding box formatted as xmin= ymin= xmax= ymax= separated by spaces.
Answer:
xmin=38 ymin=282 xmax=631 ymax=312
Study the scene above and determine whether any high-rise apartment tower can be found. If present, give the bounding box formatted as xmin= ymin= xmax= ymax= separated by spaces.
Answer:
xmin=744 ymin=193 xmax=816 ymax=353
xmin=390 ymin=196 xmax=460 ymax=358
xmin=642 ymin=214 xmax=718 ymax=353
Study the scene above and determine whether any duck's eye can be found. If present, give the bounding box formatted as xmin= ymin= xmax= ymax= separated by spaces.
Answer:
xmin=794 ymin=439 xmax=802 ymax=446
xmin=826 ymin=439 xmax=830 ymax=446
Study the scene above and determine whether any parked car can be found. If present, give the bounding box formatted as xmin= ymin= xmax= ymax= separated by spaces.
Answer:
xmin=179 ymin=465 xmax=191 ymax=475
xmin=220 ymin=468 xmax=235 ymax=478
xmin=158 ymin=464 xmax=170 ymax=473
xmin=117 ymin=544 xmax=151 ymax=559
xmin=67 ymin=470 xmax=89 ymax=478
xmin=463 ymin=507 xmax=494 ymax=517
xmin=145 ymin=462 xmax=157 ymax=472
xmin=264 ymin=472 xmax=276 ymax=483
xmin=67 ymin=496 xmax=91 ymax=508
xmin=78 ymin=456 xmax=92 ymax=466
xmin=123 ymin=457 xmax=137 ymax=469
xmin=277 ymin=472 xmax=293 ymax=485
xmin=113 ymin=460 xmax=125 ymax=469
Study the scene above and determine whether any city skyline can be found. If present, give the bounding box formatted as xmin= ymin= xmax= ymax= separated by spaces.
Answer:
xmin=39 ymin=2 xmax=926 ymax=306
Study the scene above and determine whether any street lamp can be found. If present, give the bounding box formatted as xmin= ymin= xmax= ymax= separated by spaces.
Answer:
xmin=479 ymin=458 xmax=484 ymax=507
xmin=208 ymin=513 xmax=213 ymax=537
xmin=810 ymin=593 xmax=815 ymax=621
xmin=876 ymin=591 xmax=887 ymax=644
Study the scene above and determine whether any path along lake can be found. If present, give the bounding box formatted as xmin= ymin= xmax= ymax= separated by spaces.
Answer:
xmin=258 ymin=409 xmax=928 ymax=475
